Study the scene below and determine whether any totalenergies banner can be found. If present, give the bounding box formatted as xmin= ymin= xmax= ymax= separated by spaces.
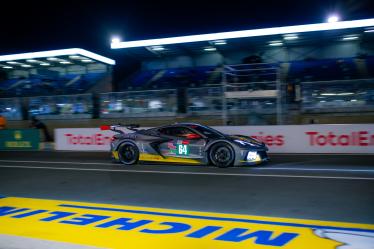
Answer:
xmin=55 ymin=124 xmax=374 ymax=153
xmin=55 ymin=128 xmax=114 ymax=151
xmin=216 ymin=124 xmax=374 ymax=154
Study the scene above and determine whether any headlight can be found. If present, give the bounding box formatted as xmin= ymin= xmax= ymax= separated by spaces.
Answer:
xmin=234 ymin=139 xmax=256 ymax=147
xmin=247 ymin=151 xmax=258 ymax=161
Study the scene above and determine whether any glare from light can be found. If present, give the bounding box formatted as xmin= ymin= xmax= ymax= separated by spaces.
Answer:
xmin=342 ymin=36 xmax=359 ymax=41
xmin=269 ymin=41 xmax=283 ymax=46
xmin=351 ymin=99 xmax=357 ymax=102
xmin=47 ymin=57 xmax=60 ymax=61
xmin=327 ymin=15 xmax=340 ymax=23
xmin=150 ymin=46 xmax=165 ymax=51
xmin=20 ymin=64 xmax=32 ymax=68
xmin=213 ymin=40 xmax=227 ymax=45
xmin=26 ymin=59 xmax=38 ymax=63
xmin=111 ymin=18 xmax=374 ymax=49
xmin=364 ymin=28 xmax=374 ymax=33
xmin=283 ymin=34 xmax=298 ymax=40
xmin=320 ymin=93 xmax=337 ymax=96
xmin=59 ymin=61 xmax=72 ymax=64
xmin=111 ymin=37 xmax=121 ymax=44
xmin=69 ymin=55 xmax=82 ymax=59
xmin=204 ymin=47 xmax=217 ymax=51
xmin=81 ymin=59 xmax=93 ymax=63
xmin=6 ymin=61 xmax=19 ymax=64
xmin=40 ymin=63 xmax=50 ymax=66
xmin=338 ymin=92 xmax=355 ymax=95
xmin=247 ymin=151 xmax=258 ymax=161
xmin=2 ymin=66 xmax=13 ymax=69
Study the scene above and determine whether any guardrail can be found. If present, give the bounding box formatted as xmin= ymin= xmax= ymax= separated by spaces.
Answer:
xmin=99 ymin=89 xmax=177 ymax=118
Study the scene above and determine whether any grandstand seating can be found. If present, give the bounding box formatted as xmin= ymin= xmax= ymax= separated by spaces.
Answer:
xmin=0 ymin=72 xmax=107 ymax=97
xmin=121 ymin=57 xmax=369 ymax=90
xmin=286 ymin=58 xmax=360 ymax=82
xmin=122 ymin=66 xmax=217 ymax=90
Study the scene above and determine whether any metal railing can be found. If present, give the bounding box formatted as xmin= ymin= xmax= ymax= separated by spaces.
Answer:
xmin=301 ymin=78 xmax=374 ymax=113
xmin=28 ymin=94 xmax=93 ymax=119
xmin=100 ymin=89 xmax=177 ymax=118
xmin=0 ymin=97 xmax=23 ymax=120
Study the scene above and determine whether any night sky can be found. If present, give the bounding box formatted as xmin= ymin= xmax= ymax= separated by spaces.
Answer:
xmin=0 ymin=0 xmax=373 ymax=58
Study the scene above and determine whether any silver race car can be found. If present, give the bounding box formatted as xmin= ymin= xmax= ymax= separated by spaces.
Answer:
xmin=101 ymin=123 xmax=269 ymax=167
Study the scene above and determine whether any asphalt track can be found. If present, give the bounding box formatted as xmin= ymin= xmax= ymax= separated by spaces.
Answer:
xmin=0 ymin=151 xmax=373 ymax=225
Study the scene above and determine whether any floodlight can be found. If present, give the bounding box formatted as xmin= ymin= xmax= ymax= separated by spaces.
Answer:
xmin=269 ymin=41 xmax=283 ymax=46
xmin=327 ymin=15 xmax=340 ymax=23
xmin=204 ymin=47 xmax=217 ymax=51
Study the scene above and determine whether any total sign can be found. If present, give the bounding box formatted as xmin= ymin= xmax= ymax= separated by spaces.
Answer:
xmin=55 ymin=128 xmax=115 ymax=151
xmin=215 ymin=124 xmax=374 ymax=154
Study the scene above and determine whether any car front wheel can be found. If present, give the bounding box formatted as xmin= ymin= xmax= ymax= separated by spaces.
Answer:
xmin=209 ymin=142 xmax=235 ymax=168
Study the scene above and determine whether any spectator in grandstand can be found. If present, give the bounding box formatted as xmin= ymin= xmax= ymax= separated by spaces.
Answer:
xmin=0 ymin=114 xmax=7 ymax=129
xmin=29 ymin=116 xmax=52 ymax=142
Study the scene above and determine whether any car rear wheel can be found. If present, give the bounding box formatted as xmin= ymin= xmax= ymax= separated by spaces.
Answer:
xmin=209 ymin=142 xmax=235 ymax=168
xmin=118 ymin=142 xmax=139 ymax=165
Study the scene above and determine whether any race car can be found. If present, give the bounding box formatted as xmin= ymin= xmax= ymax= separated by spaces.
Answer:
xmin=100 ymin=123 xmax=269 ymax=167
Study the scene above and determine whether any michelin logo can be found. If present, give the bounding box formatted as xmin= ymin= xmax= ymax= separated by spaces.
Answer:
xmin=314 ymin=229 xmax=374 ymax=249
xmin=0 ymin=206 xmax=298 ymax=247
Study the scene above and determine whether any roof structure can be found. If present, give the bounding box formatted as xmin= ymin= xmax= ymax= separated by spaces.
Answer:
xmin=0 ymin=48 xmax=115 ymax=70
xmin=110 ymin=18 xmax=374 ymax=58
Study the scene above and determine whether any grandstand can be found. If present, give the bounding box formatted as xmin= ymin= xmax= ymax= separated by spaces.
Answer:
xmin=1 ymin=19 xmax=374 ymax=127
xmin=109 ymin=18 xmax=374 ymax=125
xmin=0 ymin=48 xmax=114 ymax=97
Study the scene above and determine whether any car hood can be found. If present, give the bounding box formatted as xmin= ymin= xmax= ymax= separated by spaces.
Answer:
xmin=227 ymin=134 xmax=266 ymax=148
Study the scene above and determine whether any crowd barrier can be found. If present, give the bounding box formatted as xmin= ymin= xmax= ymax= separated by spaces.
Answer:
xmin=55 ymin=124 xmax=374 ymax=154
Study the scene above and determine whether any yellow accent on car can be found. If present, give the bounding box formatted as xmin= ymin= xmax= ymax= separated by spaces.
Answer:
xmin=139 ymin=153 xmax=200 ymax=164
xmin=112 ymin=151 xmax=119 ymax=160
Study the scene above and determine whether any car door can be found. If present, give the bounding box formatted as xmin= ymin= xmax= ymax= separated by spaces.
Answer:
xmin=158 ymin=126 xmax=206 ymax=159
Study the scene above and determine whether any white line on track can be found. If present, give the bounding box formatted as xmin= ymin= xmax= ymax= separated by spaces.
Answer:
xmin=0 ymin=160 xmax=373 ymax=173
xmin=0 ymin=160 xmax=114 ymax=166
xmin=256 ymin=167 xmax=374 ymax=173
xmin=0 ymin=164 xmax=373 ymax=181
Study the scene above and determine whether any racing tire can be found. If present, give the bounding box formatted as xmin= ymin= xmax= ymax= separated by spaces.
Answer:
xmin=209 ymin=142 xmax=235 ymax=168
xmin=118 ymin=142 xmax=139 ymax=165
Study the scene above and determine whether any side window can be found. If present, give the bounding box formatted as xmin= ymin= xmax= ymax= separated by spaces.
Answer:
xmin=159 ymin=127 xmax=197 ymax=138
xmin=158 ymin=127 xmax=171 ymax=136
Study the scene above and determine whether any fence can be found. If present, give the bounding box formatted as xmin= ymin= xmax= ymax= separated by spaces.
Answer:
xmin=0 ymin=97 xmax=23 ymax=120
xmin=100 ymin=89 xmax=177 ymax=118
xmin=301 ymin=79 xmax=374 ymax=113
xmin=28 ymin=94 xmax=93 ymax=119
xmin=1 ymin=78 xmax=374 ymax=123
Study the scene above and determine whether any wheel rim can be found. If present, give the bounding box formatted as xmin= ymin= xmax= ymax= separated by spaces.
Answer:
xmin=214 ymin=147 xmax=231 ymax=163
xmin=120 ymin=144 xmax=137 ymax=163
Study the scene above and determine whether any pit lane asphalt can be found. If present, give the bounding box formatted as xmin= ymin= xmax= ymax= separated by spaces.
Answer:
xmin=0 ymin=151 xmax=373 ymax=224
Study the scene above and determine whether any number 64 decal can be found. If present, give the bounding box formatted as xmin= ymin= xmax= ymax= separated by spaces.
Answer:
xmin=177 ymin=144 xmax=189 ymax=155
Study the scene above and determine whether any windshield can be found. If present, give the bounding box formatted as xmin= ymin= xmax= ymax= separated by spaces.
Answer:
xmin=188 ymin=124 xmax=225 ymax=138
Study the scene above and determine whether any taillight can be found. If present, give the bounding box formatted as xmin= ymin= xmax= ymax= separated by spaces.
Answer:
xmin=111 ymin=136 xmax=118 ymax=142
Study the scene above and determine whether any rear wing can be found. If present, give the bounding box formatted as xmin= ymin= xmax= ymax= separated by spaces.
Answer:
xmin=100 ymin=124 xmax=140 ymax=134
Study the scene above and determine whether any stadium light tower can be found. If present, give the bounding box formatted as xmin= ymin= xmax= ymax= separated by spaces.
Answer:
xmin=111 ymin=37 xmax=121 ymax=45
xmin=327 ymin=14 xmax=340 ymax=23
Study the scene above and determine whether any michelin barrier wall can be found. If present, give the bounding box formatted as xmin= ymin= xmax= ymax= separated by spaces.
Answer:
xmin=55 ymin=124 xmax=374 ymax=154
